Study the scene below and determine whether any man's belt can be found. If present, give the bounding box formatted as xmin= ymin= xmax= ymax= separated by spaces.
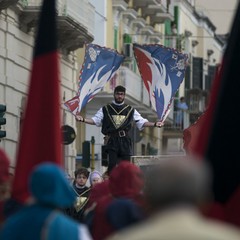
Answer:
xmin=108 ymin=130 xmax=128 ymax=137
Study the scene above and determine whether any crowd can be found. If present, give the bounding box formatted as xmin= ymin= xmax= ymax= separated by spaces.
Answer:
xmin=1 ymin=147 xmax=240 ymax=240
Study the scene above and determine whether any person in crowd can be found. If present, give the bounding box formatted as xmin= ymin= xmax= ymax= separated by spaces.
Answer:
xmin=65 ymin=167 xmax=91 ymax=223
xmin=75 ymin=85 xmax=164 ymax=173
xmin=0 ymin=163 xmax=92 ymax=240
xmin=102 ymin=171 xmax=109 ymax=181
xmin=106 ymin=156 xmax=240 ymax=240
xmin=90 ymin=161 xmax=146 ymax=240
xmin=83 ymin=180 xmax=110 ymax=233
xmin=89 ymin=170 xmax=103 ymax=187
xmin=0 ymin=148 xmax=11 ymax=225
xmin=85 ymin=180 xmax=110 ymax=211
xmin=175 ymin=96 xmax=188 ymax=129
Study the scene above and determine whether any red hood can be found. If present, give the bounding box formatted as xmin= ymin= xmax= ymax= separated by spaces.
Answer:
xmin=109 ymin=161 xmax=144 ymax=199
xmin=88 ymin=180 xmax=110 ymax=207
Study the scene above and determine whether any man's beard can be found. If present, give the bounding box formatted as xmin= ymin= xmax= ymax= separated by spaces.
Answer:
xmin=114 ymin=98 xmax=124 ymax=104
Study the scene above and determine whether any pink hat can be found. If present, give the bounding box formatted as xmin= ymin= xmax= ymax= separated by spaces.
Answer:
xmin=0 ymin=148 xmax=10 ymax=183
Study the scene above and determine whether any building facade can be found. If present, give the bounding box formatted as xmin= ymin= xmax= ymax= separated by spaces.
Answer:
xmin=0 ymin=0 xmax=225 ymax=174
xmin=0 ymin=0 xmax=95 ymax=173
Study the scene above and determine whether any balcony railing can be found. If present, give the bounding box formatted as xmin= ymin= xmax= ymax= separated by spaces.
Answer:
xmin=118 ymin=66 xmax=151 ymax=107
xmin=112 ymin=0 xmax=128 ymax=12
xmin=164 ymin=110 xmax=190 ymax=131
xmin=61 ymin=0 xmax=95 ymax=37
xmin=129 ymin=0 xmax=174 ymax=25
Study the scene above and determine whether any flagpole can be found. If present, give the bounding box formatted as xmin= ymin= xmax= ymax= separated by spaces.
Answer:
xmin=63 ymin=91 xmax=67 ymax=171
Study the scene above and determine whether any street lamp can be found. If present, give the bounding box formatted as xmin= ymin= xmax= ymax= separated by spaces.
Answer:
xmin=91 ymin=136 xmax=95 ymax=171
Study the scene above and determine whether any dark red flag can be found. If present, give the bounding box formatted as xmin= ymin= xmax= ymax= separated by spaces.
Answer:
xmin=12 ymin=0 xmax=62 ymax=203
xmin=184 ymin=2 xmax=240 ymax=226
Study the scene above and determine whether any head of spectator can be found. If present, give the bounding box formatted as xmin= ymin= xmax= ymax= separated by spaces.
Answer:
xmin=102 ymin=171 xmax=109 ymax=181
xmin=144 ymin=156 xmax=212 ymax=213
xmin=180 ymin=96 xmax=185 ymax=102
xmin=109 ymin=161 xmax=144 ymax=203
xmin=89 ymin=170 xmax=103 ymax=187
xmin=74 ymin=167 xmax=90 ymax=188
xmin=30 ymin=163 xmax=76 ymax=208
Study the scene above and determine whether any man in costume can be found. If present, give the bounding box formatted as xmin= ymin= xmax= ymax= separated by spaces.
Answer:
xmin=65 ymin=167 xmax=91 ymax=223
xmin=76 ymin=85 xmax=163 ymax=173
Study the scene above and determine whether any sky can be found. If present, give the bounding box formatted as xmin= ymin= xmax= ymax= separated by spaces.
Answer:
xmin=195 ymin=0 xmax=239 ymax=34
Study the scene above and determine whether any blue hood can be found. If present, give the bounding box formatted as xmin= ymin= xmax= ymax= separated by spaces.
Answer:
xmin=29 ymin=163 xmax=75 ymax=208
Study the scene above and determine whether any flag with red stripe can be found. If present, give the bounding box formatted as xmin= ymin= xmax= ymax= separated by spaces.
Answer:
xmin=12 ymin=0 xmax=62 ymax=203
xmin=133 ymin=43 xmax=188 ymax=122
xmin=184 ymin=2 xmax=240 ymax=226
xmin=64 ymin=44 xmax=124 ymax=115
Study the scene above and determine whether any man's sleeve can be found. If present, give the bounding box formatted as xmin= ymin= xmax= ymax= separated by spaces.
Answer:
xmin=91 ymin=108 xmax=103 ymax=127
xmin=133 ymin=109 xmax=148 ymax=130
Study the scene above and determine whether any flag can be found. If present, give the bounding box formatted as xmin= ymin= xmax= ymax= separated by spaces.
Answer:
xmin=64 ymin=44 xmax=124 ymax=115
xmin=133 ymin=43 xmax=188 ymax=122
xmin=11 ymin=0 xmax=62 ymax=203
xmin=184 ymin=2 xmax=240 ymax=226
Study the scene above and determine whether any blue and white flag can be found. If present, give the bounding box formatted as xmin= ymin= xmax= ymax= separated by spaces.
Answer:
xmin=65 ymin=44 xmax=124 ymax=115
xmin=133 ymin=43 xmax=188 ymax=122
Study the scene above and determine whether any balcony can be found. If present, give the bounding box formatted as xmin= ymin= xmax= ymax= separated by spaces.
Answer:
xmin=0 ymin=0 xmax=19 ymax=9
xmin=132 ymin=17 xmax=146 ymax=29
xmin=130 ymin=0 xmax=162 ymax=8
xmin=127 ymin=0 xmax=173 ymax=24
xmin=149 ymin=32 xmax=162 ymax=43
xmin=150 ymin=12 xmax=174 ymax=24
xmin=122 ymin=8 xmax=138 ymax=23
xmin=141 ymin=25 xmax=155 ymax=35
xmin=142 ymin=4 xmax=166 ymax=16
xmin=112 ymin=0 xmax=128 ymax=12
xmin=17 ymin=0 xmax=94 ymax=52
